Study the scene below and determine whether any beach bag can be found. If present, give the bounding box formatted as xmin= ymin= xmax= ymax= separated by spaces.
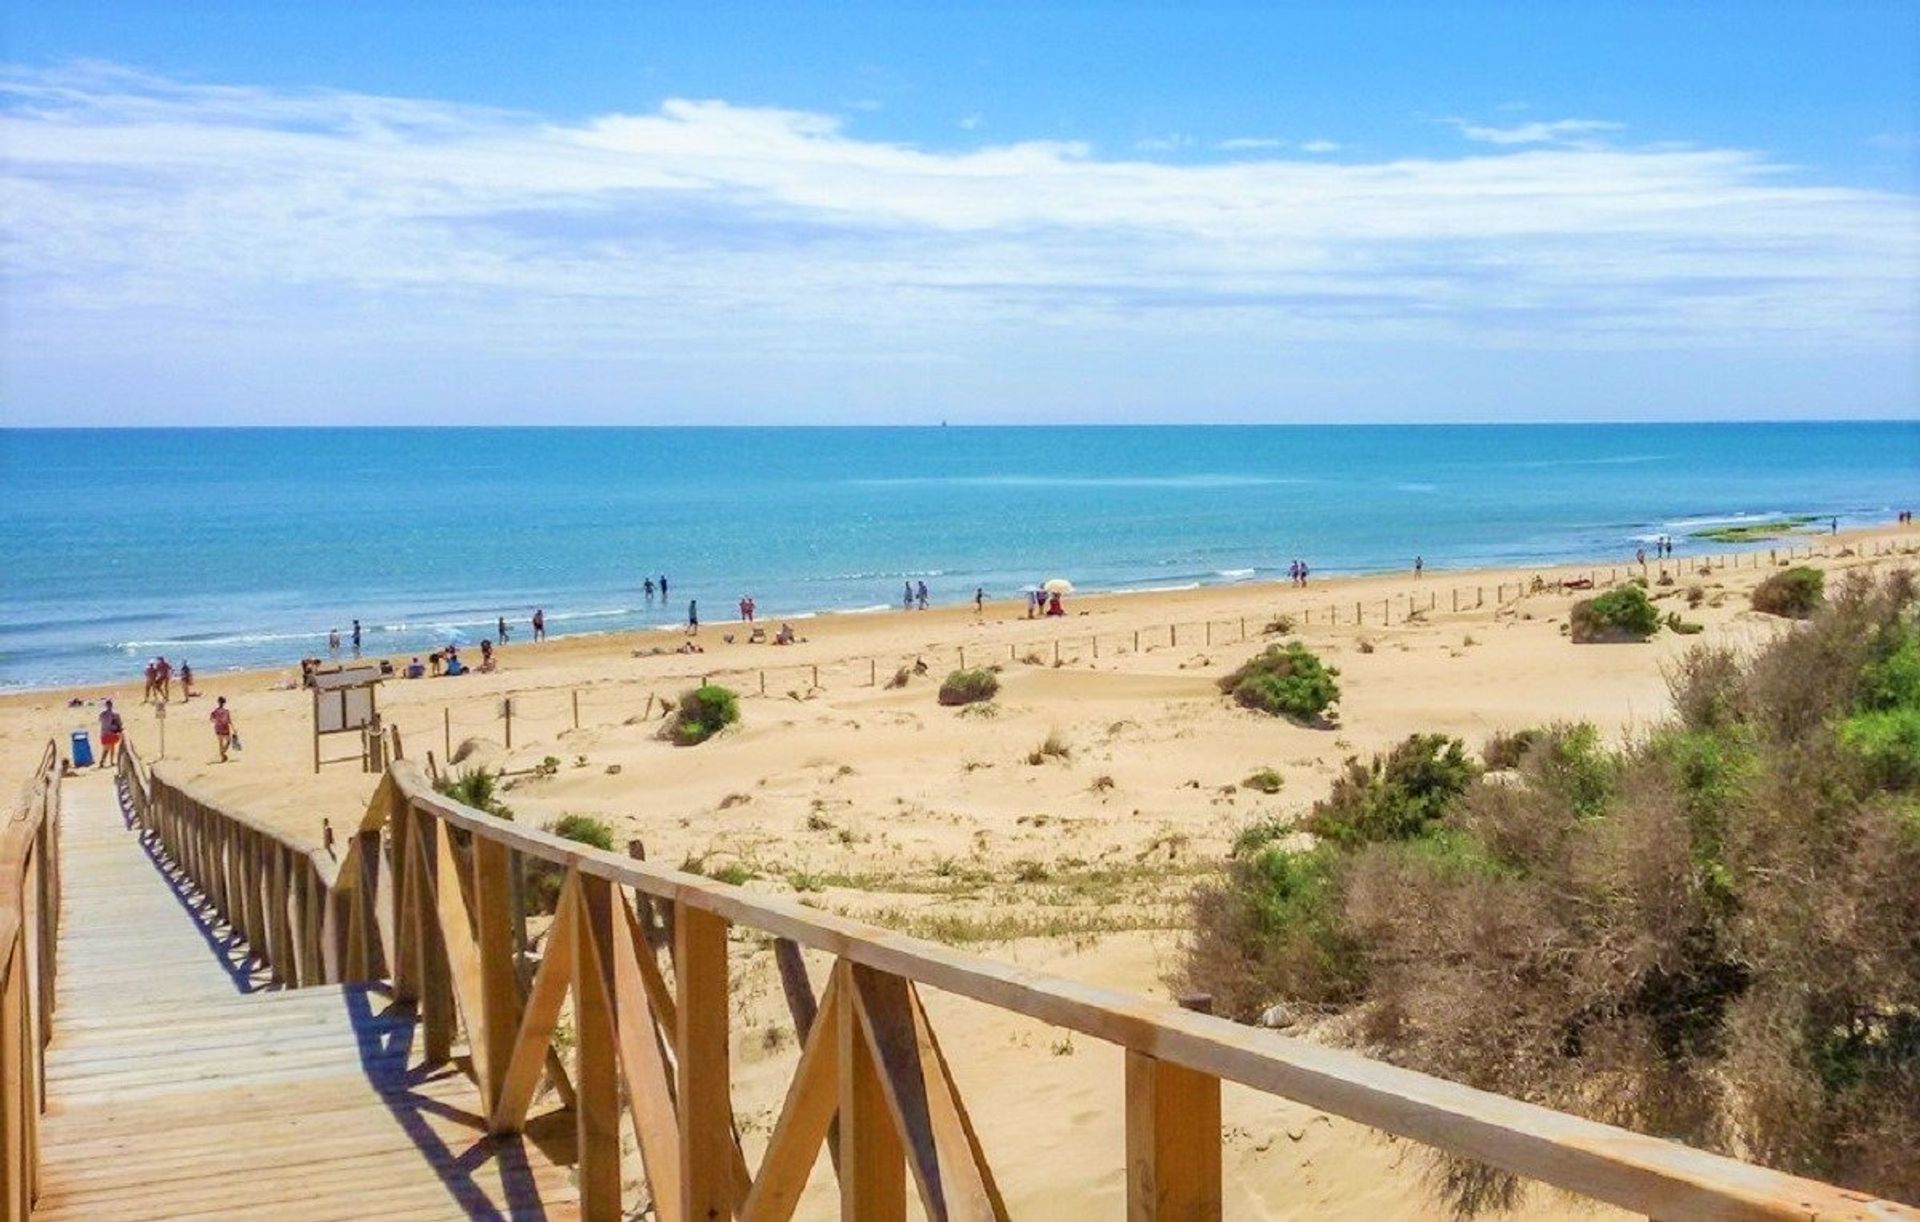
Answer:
xmin=228 ymin=733 xmax=243 ymax=752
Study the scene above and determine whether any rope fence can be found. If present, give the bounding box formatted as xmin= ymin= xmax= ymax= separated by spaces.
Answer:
xmin=377 ymin=538 xmax=1916 ymax=770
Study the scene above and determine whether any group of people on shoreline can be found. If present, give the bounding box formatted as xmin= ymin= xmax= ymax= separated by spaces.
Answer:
xmin=140 ymin=655 xmax=194 ymax=703
xmin=1288 ymin=559 xmax=1312 ymax=586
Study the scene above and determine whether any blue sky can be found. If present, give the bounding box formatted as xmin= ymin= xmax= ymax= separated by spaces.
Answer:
xmin=2 ymin=1 xmax=1916 ymax=424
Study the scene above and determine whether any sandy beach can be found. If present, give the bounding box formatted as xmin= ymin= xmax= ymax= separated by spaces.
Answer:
xmin=7 ymin=522 xmax=1914 ymax=1216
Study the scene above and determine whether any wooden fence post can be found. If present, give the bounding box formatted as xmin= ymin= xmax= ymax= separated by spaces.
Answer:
xmin=443 ymin=707 xmax=451 ymax=762
xmin=571 ymin=689 xmax=579 ymax=731
xmin=503 ymin=698 xmax=512 ymax=751
xmin=1126 ymin=992 xmax=1222 ymax=1219
xmin=678 ymin=904 xmax=733 ymax=1221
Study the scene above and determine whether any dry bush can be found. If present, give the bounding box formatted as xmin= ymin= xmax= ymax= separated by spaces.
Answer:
xmin=1182 ymin=569 xmax=1920 ymax=1211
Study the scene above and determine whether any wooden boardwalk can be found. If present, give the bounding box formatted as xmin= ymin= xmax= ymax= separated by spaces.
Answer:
xmin=32 ymin=774 xmax=579 ymax=1221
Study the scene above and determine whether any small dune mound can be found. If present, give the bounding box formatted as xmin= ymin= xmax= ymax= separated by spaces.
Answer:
xmin=449 ymin=736 xmax=503 ymax=766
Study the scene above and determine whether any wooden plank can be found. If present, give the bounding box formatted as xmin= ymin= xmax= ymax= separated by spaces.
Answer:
xmin=740 ymin=972 xmax=842 ymax=1222
xmin=1125 ymin=1049 xmax=1222 ymax=1222
xmin=610 ymin=892 xmax=684 ymax=1222
xmin=490 ymin=868 xmax=579 ymax=1133
xmin=676 ymin=901 xmax=734 ymax=1222
xmin=837 ymin=961 xmax=904 ymax=1222
xmin=432 ymin=819 xmax=493 ymax=1093
xmin=573 ymin=873 xmax=623 ymax=1216
xmin=849 ymin=965 xmax=1004 ymax=1222
xmin=471 ymin=835 xmax=521 ymax=1114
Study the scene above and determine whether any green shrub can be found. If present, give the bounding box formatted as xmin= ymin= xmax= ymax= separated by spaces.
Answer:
xmin=1243 ymin=767 xmax=1285 ymax=794
xmin=434 ymin=768 xmax=514 ymax=820
xmin=1570 ymin=585 xmax=1660 ymax=642
xmin=938 ymin=668 xmax=1000 ymax=706
xmin=1218 ymin=641 xmax=1340 ymax=723
xmin=547 ymin=813 xmax=615 ymax=851
xmin=670 ymin=685 xmax=740 ymax=745
xmin=522 ymin=814 xmax=620 ymax=913
xmin=1752 ymin=566 xmax=1824 ymax=618
xmin=1839 ymin=708 xmax=1920 ymax=788
xmin=1180 ymin=571 xmax=1920 ymax=1213
xmin=1184 ymin=843 xmax=1364 ymax=1015
xmin=1303 ymin=735 xmax=1476 ymax=847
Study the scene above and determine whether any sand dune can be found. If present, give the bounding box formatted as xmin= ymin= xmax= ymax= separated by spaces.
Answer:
xmin=6 ymin=523 xmax=1912 ymax=1217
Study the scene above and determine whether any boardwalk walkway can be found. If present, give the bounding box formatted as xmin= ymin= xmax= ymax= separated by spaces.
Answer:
xmin=32 ymin=773 xmax=579 ymax=1221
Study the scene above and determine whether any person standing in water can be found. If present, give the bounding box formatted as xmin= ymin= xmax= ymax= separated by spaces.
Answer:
xmin=531 ymin=608 xmax=546 ymax=642
xmin=497 ymin=615 xmax=509 ymax=643
xmin=644 ymin=577 xmax=655 ymax=602
xmin=916 ymin=580 xmax=929 ymax=610
xmin=328 ymin=627 xmax=341 ymax=658
xmin=687 ymin=599 xmax=699 ymax=635
xmin=659 ymin=575 xmax=669 ymax=599
xmin=351 ymin=619 xmax=362 ymax=656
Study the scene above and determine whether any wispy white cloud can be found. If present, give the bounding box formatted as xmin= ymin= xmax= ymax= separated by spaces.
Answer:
xmin=1133 ymin=132 xmax=1192 ymax=152
xmin=958 ymin=112 xmax=982 ymax=130
xmin=0 ymin=62 xmax=1913 ymax=422
xmin=1217 ymin=136 xmax=1284 ymax=151
xmin=1448 ymin=116 xmax=1624 ymax=146
xmin=1299 ymin=139 xmax=1341 ymax=154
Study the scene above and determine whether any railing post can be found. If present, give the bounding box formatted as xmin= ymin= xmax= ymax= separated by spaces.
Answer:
xmin=574 ymin=874 xmax=622 ymax=1216
xmin=472 ymin=836 xmax=520 ymax=1113
xmin=1126 ymin=994 xmax=1222 ymax=1221
xmin=836 ymin=960 xmax=904 ymax=1220
xmin=678 ymin=902 xmax=733 ymax=1221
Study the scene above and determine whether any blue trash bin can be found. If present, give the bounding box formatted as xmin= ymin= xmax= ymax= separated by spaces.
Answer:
xmin=71 ymin=729 xmax=93 ymax=768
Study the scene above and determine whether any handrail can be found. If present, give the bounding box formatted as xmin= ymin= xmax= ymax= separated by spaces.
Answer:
xmin=2 ymin=739 xmax=64 ymax=1218
xmin=120 ymin=740 xmax=345 ymax=988
xmin=129 ymin=747 xmax=1913 ymax=1220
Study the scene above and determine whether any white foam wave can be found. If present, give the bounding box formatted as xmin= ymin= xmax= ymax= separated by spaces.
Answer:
xmin=1215 ymin=568 xmax=1257 ymax=579
xmin=1107 ymin=582 xmax=1202 ymax=595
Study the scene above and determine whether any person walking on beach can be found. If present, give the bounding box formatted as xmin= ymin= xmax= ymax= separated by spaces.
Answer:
xmin=154 ymin=656 xmax=173 ymax=703
xmin=645 ymin=577 xmax=655 ymax=603
xmin=1414 ymin=556 xmax=1424 ymax=579
xmin=328 ymin=628 xmax=341 ymax=658
xmin=351 ymin=619 xmax=362 ymax=656
xmin=97 ymin=700 xmax=123 ymax=769
xmin=916 ymin=580 xmax=929 ymax=611
xmin=210 ymin=696 xmax=235 ymax=763
xmin=903 ymin=582 xmax=914 ymax=611
xmin=687 ymin=600 xmax=699 ymax=636
xmin=974 ymin=586 xmax=985 ymax=616
xmin=497 ymin=615 xmax=510 ymax=643
xmin=179 ymin=661 xmax=195 ymax=701
xmin=142 ymin=660 xmax=158 ymax=703
xmin=531 ymin=608 xmax=545 ymax=642
xmin=1300 ymin=561 xmax=1310 ymax=584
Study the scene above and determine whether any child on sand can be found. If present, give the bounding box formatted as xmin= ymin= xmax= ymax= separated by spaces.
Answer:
xmin=210 ymin=696 xmax=235 ymax=763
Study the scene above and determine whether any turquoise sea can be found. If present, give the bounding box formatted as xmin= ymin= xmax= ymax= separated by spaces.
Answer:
xmin=0 ymin=423 xmax=1914 ymax=689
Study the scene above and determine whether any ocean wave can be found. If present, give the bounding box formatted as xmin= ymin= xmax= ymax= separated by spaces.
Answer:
xmin=846 ymin=474 xmax=1303 ymax=490
xmin=1215 ymin=568 xmax=1257 ymax=579
xmin=1107 ymin=582 xmax=1203 ymax=595
xmin=814 ymin=570 xmax=947 ymax=582
xmin=825 ymin=604 xmax=894 ymax=615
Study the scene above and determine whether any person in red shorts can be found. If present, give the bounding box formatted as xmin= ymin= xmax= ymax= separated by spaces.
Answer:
xmin=210 ymin=696 xmax=235 ymax=763
xmin=97 ymin=700 xmax=123 ymax=769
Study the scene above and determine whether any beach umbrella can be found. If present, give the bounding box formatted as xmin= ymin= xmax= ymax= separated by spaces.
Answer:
xmin=1043 ymin=578 xmax=1074 ymax=595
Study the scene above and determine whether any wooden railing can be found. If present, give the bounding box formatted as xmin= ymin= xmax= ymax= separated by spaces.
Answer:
xmin=122 ymin=746 xmax=1912 ymax=1220
xmin=2 ymin=741 xmax=63 ymax=1218
xmin=119 ymin=741 xmax=354 ymax=988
